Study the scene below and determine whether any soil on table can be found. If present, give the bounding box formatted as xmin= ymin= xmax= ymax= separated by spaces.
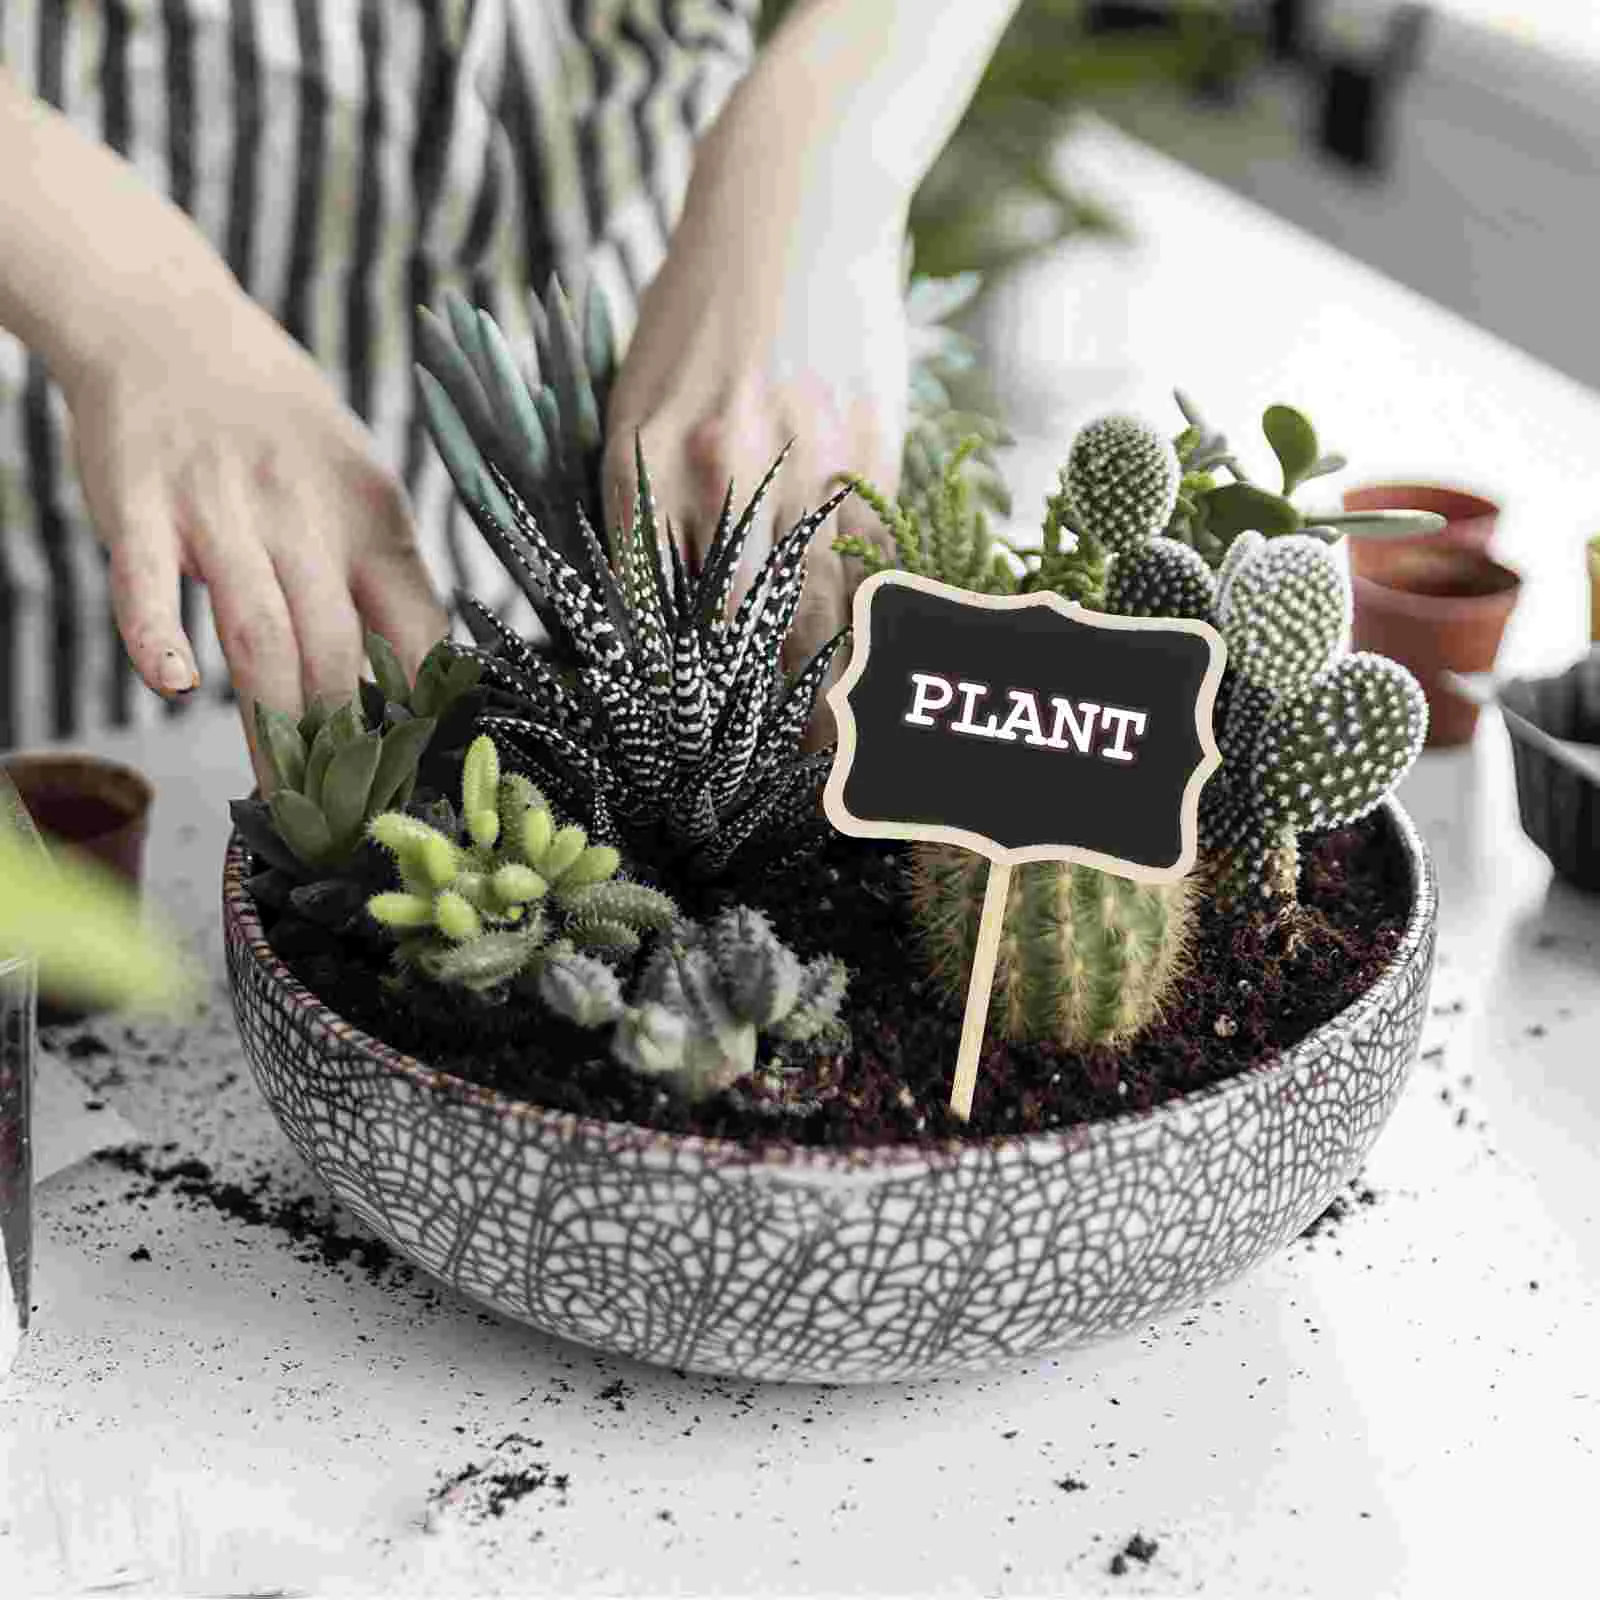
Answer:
xmin=256 ymin=811 xmax=1412 ymax=1152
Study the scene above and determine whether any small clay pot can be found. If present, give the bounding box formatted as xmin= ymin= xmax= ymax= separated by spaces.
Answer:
xmin=1342 ymin=483 xmax=1500 ymax=585
xmin=0 ymin=753 xmax=154 ymax=1026
xmin=1349 ymin=545 xmax=1523 ymax=748
xmin=0 ymin=752 xmax=153 ymax=887
xmin=1499 ymin=652 xmax=1600 ymax=892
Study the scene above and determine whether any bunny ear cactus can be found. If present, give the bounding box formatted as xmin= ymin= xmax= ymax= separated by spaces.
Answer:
xmin=538 ymin=907 xmax=849 ymax=1100
xmin=1200 ymin=535 xmax=1428 ymax=910
xmin=365 ymin=733 xmax=677 ymax=998
xmin=907 ymin=846 xmax=1196 ymax=1050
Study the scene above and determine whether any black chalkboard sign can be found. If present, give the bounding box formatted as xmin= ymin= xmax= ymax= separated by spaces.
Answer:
xmin=824 ymin=571 xmax=1224 ymax=880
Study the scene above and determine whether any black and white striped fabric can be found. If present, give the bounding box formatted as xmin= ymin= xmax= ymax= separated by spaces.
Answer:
xmin=0 ymin=0 xmax=759 ymax=749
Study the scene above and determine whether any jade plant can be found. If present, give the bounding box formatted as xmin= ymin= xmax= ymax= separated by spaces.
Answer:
xmin=364 ymin=732 xmax=676 ymax=996
xmin=538 ymin=906 xmax=849 ymax=1101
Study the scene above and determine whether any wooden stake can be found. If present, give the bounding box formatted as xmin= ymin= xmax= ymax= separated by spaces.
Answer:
xmin=948 ymin=859 xmax=1012 ymax=1122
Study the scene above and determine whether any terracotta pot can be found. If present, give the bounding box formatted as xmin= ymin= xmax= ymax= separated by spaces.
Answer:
xmin=1350 ymin=545 xmax=1523 ymax=748
xmin=1342 ymin=482 xmax=1500 ymax=586
xmin=0 ymin=753 xmax=154 ymax=1027
xmin=0 ymin=752 xmax=152 ymax=888
xmin=221 ymin=802 xmax=1437 ymax=1385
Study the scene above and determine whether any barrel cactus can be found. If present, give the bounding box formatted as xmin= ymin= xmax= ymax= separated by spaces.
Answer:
xmin=907 ymin=846 xmax=1196 ymax=1049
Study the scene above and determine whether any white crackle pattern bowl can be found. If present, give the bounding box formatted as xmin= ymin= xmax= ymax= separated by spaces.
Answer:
xmin=222 ymin=800 xmax=1437 ymax=1384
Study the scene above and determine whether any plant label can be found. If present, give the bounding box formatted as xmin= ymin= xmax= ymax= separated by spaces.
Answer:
xmin=824 ymin=571 xmax=1225 ymax=1120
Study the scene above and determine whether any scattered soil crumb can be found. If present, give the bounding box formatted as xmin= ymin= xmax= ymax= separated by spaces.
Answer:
xmin=1109 ymin=1533 xmax=1159 ymax=1576
xmin=425 ymin=1434 xmax=570 ymax=1527
xmin=1299 ymin=1179 xmax=1380 ymax=1244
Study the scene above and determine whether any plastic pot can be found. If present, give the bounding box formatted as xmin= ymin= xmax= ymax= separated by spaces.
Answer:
xmin=1350 ymin=544 xmax=1523 ymax=748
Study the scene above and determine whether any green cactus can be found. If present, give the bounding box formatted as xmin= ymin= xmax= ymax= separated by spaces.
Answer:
xmin=907 ymin=845 xmax=1196 ymax=1049
xmin=365 ymin=733 xmax=676 ymax=996
xmin=1215 ymin=653 xmax=1428 ymax=910
xmin=1104 ymin=535 xmax=1218 ymax=620
xmin=537 ymin=906 xmax=849 ymax=1099
xmin=1064 ymin=414 xmax=1182 ymax=557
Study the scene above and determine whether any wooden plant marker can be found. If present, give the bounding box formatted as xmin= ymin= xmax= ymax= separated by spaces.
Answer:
xmin=823 ymin=571 xmax=1225 ymax=1122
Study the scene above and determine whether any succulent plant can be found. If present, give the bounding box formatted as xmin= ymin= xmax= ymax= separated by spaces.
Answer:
xmin=835 ymin=435 xmax=1017 ymax=595
xmin=229 ymin=633 xmax=484 ymax=928
xmin=537 ymin=905 xmax=849 ymax=1100
xmin=907 ymin=846 xmax=1195 ymax=1050
xmin=1065 ymin=413 xmax=1183 ymax=557
xmin=1103 ymin=534 xmax=1218 ymax=621
xmin=415 ymin=277 xmax=615 ymax=594
xmin=1199 ymin=535 xmax=1428 ymax=908
xmin=364 ymin=733 xmax=676 ymax=996
xmin=1164 ymin=391 xmax=1443 ymax=567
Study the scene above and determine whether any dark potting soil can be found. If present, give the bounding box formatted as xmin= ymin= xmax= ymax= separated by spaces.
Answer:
xmin=256 ymin=811 xmax=1412 ymax=1152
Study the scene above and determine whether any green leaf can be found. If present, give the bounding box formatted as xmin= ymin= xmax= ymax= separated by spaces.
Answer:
xmin=1201 ymin=482 xmax=1303 ymax=540
xmin=228 ymin=798 xmax=303 ymax=876
xmin=1262 ymin=405 xmax=1319 ymax=496
xmin=253 ymin=703 xmax=308 ymax=794
xmin=297 ymin=694 xmax=335 ymax=747
xmin=302 ymin=701 xmax=351 ymax=811
xmin=366 ymin=631 xmax=411 ymax=706
xmin=269 ymin=789 xmax=334 ymax=868
xmin=0 ymin=824 xmax=196 ymax=1013
xmin=320 ymin=731 xmax=384 ymax=854
xmin=439 ymin=653 xmax=482 ymax=705
xmin=410 ymin=651 xmax=444 ymax=720
xmin=368 ymin=716 xmax=436 ymax=815
xmin=1316 ymin=509 xmax=1447 ymax=540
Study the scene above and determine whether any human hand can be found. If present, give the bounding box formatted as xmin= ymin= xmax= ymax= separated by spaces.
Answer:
xmin=601 ymin=102 xmax=909 ymax=685
xmin=59 ymin=278 xmax=449 ymax=791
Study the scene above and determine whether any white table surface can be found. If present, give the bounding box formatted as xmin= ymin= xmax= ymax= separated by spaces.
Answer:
xmin=3 ymin=119 xmax=1598 ymax=1598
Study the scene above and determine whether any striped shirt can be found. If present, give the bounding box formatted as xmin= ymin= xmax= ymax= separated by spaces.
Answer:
xmin=0 ymin=0 xmax=759 ymax=750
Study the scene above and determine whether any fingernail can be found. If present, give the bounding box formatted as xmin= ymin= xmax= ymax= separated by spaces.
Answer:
xmin=158 ymin=649 xmax=198 ymax=695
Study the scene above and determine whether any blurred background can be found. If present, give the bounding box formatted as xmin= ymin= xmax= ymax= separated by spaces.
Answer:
xmin=761 ymin=0 xmax=1600 ymax=398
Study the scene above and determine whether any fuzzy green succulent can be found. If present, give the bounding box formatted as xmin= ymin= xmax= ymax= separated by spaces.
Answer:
xmin=537 ymin=905 xmax=848 ymax=1100
xmin=364 ymin=733 xmax=676 ymax=996
xmin=907 ymin=845 xmax=1195 ymax=1050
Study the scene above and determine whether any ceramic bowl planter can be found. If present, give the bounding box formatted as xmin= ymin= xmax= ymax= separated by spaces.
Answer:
xmin=1349 ymin=544 xmax=1523 ymax=747
xmin=1499 ymin=651 xmax=1600 ymax=892
xmin=222 ymin=801 xmax=1437 ymax=1385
